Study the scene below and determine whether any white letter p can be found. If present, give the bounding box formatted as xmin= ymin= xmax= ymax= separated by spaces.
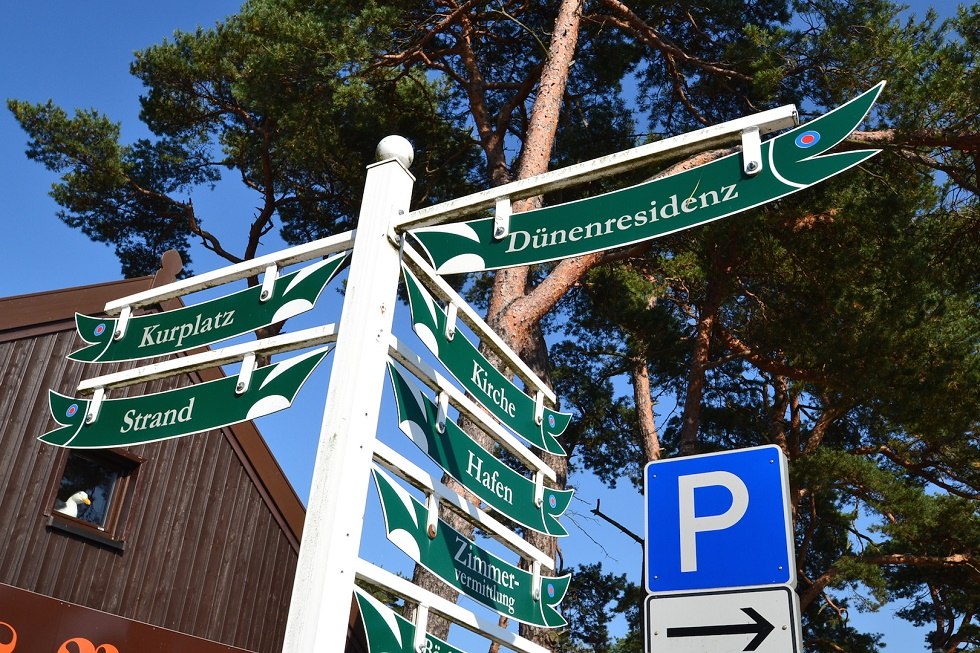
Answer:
xmin=678 ymin=471 xmax=749 ymax=572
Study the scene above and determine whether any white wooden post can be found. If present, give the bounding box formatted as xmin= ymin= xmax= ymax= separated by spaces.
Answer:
xmin=281 ymin=138 xmax=415 ymax=652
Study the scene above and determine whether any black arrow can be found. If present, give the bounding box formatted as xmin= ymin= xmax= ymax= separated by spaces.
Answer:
xmin=666 ymin=607 xmax=775 ymax=651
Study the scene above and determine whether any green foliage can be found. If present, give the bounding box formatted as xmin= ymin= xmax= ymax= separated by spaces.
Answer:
xmin=556 ymin=562 xmax=638 ymax=653
xmin=546 ymin=2 xmax=979 ymax=648
xmin=9 ymin=0 xmax=478 ymax=276
xmin=8 ymin=0 xmax=980 ymax=650
xmin=7 ymin=99 xmax=212 ymax=276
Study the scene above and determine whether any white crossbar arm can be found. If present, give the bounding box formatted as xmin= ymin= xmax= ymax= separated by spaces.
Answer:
xmin=395 ymin=105 xmax=798 ymax=230
xmin=104 ymin=231 xmax=355 ymax=314
xmin=355 ymin=559 xmax=551 ymax=653
xmin=76 ymin=324 xmax=338 ymax=394
xmin=372 ymin=440 xmax=554 ymax=570
xmin=389 ymin=337 xmax=556 ymax=482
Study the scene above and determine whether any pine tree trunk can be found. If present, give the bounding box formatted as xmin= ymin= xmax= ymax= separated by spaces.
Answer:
xmin=485 ymin=0 xmax=584 ymax=647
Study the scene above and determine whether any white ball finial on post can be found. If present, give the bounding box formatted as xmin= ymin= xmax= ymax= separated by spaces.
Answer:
xmin=375 ymin=135 xmax=414 ymax=169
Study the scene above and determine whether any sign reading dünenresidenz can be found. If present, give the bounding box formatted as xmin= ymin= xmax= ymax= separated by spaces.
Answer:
xmin=408 ymin=84 xmax=883 ymax=274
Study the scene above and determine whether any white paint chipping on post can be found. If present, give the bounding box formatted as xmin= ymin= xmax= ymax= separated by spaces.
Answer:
xmin=281 ymin=139 xmax=415 ymax=653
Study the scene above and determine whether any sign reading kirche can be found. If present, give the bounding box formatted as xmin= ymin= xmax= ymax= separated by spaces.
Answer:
xmin=387 ymin=362 xmax=572 ymax=537
xmin=401 ymin=266 xmax=570 ymax=455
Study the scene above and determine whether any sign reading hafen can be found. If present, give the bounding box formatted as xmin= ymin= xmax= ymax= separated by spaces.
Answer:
xmin=70 ymin=253 xmax=348 ymax=363
xmin=409 ymin=83 xmax=884 ymax=274
xmin=387 ymin=362 xmax=572 ymax=537
xmin=40 ymin=347 xmax=330 ymax=448
xmin=402 ymin=265 xmax=569 ymax=455
xmin=372 ymin=469 xmax=569 ymax=628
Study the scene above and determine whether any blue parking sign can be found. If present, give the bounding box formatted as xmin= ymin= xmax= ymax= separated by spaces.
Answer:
xmin=645 ymin=445 xmax=795 ymax=594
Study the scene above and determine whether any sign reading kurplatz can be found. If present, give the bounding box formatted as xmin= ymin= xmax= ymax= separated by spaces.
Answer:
xmin=71 ymin=253 xmax=348 ymax=363
xmin=408 ymin=84 xmax=884 ymax=274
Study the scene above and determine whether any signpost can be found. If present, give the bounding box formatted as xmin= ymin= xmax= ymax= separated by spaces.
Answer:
xmin=402 ymin=265 xmax=570 ymax=455
xmin=39 ymin=82 xmax=888 ymax=652
xmin=40 ymin=347 xmax=330 ymax=448
xmin=373 ymin=467 xmax=570 ymax=628
xmin=281 ymin=150 xmax=416 ymax=652
xmin=388 ymin=362 xmax=573 ymax=537
xmin=355 ymin=588 xmax=467 ymax=653
xmin=407 ymin=83 xmax=883 ymax=274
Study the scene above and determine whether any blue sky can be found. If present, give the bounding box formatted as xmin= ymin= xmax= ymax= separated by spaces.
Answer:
xmin=0 ymin=2 xmax=952 ymax=651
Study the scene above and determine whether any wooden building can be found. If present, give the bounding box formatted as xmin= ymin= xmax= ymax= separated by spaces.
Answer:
xmin=0 ymin=252 xmax=311 ymax=653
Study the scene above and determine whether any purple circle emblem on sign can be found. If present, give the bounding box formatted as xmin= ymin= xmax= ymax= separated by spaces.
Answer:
xmin=547 ymin=583 xmax=555 ymax=598
xmin=549 ymin=495 xmax=557 ymax=509
xmin=795 ymin=130 xmax=820 ymax=148
xmin=66 ymin=404 xmax=79 ymax=418
xmin=548 ymin=414 xmax=556 ymax=428
xmin=94 ymin=323 xmax=107 ymax=337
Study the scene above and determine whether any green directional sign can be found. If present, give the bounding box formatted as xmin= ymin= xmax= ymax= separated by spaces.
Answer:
xmin=387 ymin=362 xmax=572 ymax=537
xmin=40 ymin=347 xmax=330 ymax=448
xmin=372 ymin=468 xmax=569 ymax=628
xmin=70 ymin=253 xmax=348 ymax=363
xmin=408 ymin=83 xmax=885 ymax=274
xmin=354 ymin=588 xmax=468 ymax=653
xmin=402 ymin=266 xmax=569 ymax=455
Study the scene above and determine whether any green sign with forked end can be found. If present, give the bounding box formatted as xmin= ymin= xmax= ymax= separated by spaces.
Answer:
xmin=408 ymin=84 xmax=884 ymax=274
xmin=402 ymin=265 xmax=569 ymax=455
xmin=372 ymin=468 xmax=570 ymax=628
xmin=70 ymin=253 xmax=348 ymax=363
xmin=387 ymin=362 xmax=572 ymax=537
xmin=40 ymin=347 xmax=330 ymax=448
xmin=354 ymin=588 xmax=467 ymax=653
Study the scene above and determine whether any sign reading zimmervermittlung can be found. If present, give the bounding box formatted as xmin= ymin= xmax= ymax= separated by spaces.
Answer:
xmin=372 ymin=468 xmax=570 ymax=628
xmin=40 ymin=347 xmax=330 ymax=448
xmin=387 ymin=362 xmax=572 ymax=537
xmin=408 ymin=83 xmax=884 ymax=274
xmin=70 ymin=253 xmax=348 ymax=363
xmin=402 ymin=265 xmax=570 ymax=455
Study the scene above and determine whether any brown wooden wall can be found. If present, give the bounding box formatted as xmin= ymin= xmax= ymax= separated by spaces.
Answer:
xmin=0 ymin=322 xmax=300 ymax=652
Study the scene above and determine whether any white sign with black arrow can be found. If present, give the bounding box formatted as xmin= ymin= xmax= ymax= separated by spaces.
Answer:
xmin=645 ymin=587 xmax=801 ymax=653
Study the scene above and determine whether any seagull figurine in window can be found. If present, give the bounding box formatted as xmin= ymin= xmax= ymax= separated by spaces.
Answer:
xmin=55 ymin=490 xmax=92 ymax=518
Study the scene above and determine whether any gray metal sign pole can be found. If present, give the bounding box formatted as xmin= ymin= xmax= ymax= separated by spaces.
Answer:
xmin=281 ymin=139 xmax=415 ymax=652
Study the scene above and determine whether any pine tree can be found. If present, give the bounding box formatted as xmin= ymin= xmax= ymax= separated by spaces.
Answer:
xmin=10 ymin=1 xmax=978 ymax=650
